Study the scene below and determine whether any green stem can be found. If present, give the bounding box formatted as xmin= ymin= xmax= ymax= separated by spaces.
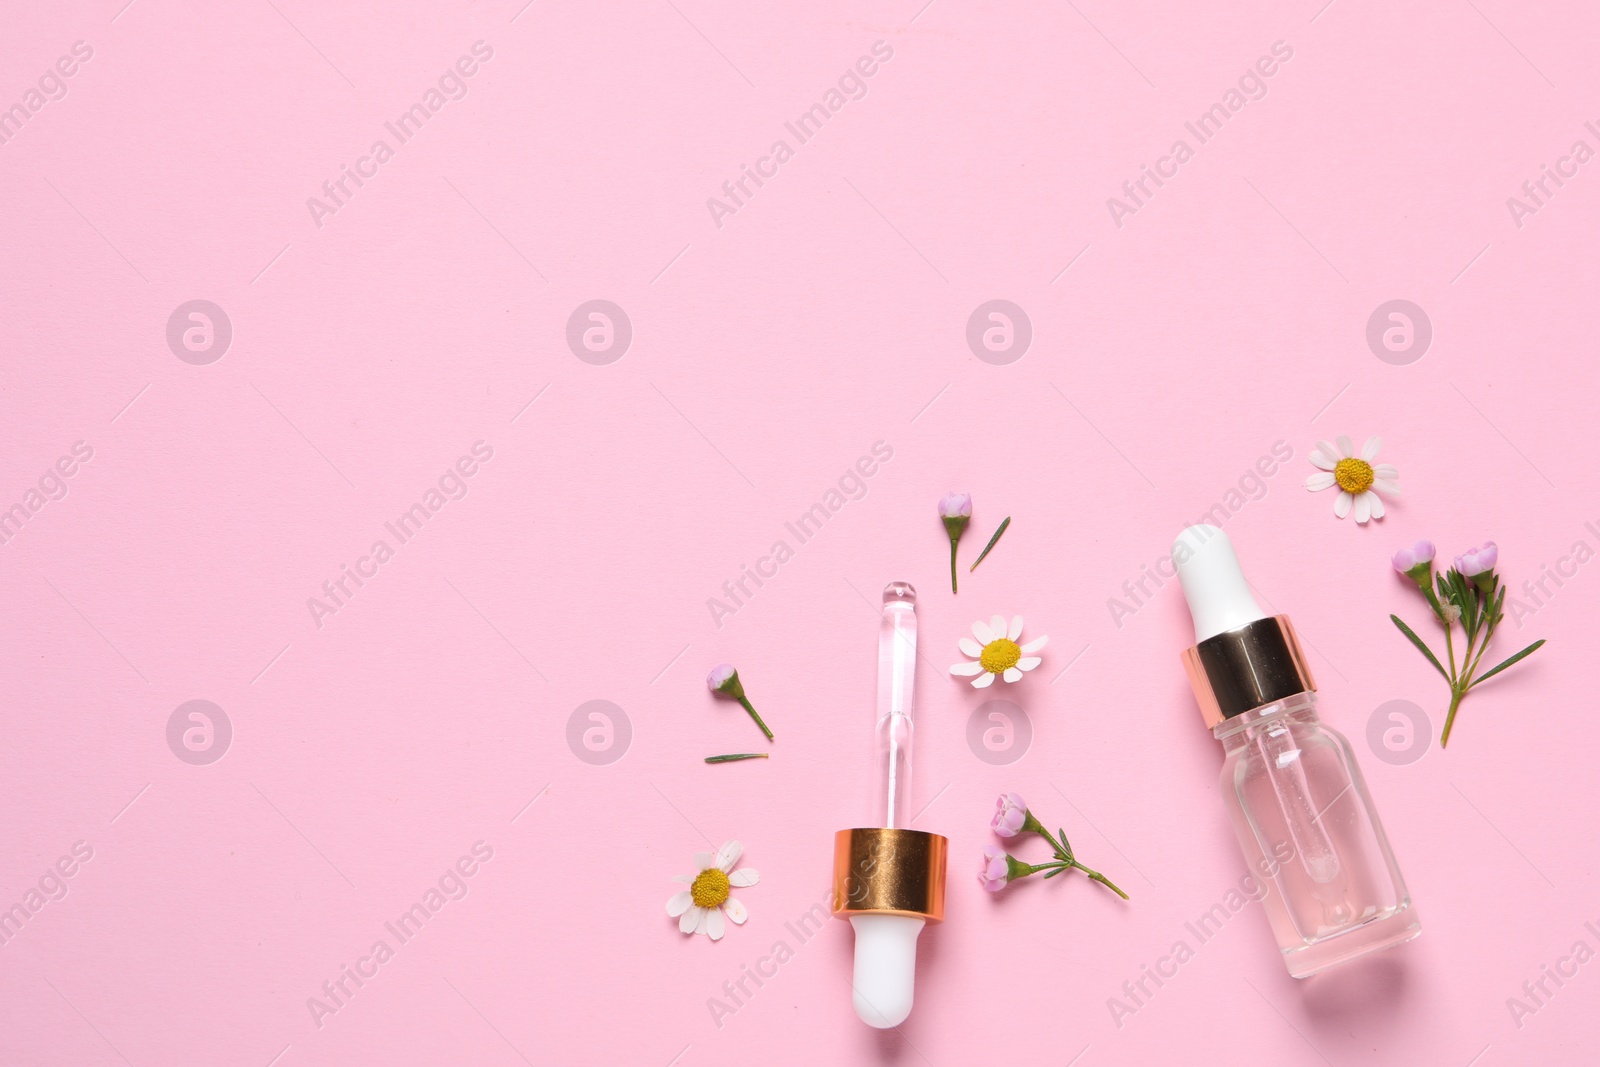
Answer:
xmin=1440 ymin=688 xmax=1465 ymax=748
xmin=1422 ymin=584 xmax=1447 ymax=623
xmin=1021 ymin=813 xmax=1069 ymax=859
xmin=737 ymin=695 xmax=774 ymax=741
xmin=949 ymin=537 xmax=959 ymax=593
xmin=1443 ymin=618 xmax=1458 ymax=683
xmin=704 ymin=752 xmax=770 ymax=763
xmin=1073 ymin=863 xmax=1130 ymax=900
xmin=1028 ymin=860 xmax=1129 ymax=899
xmin=1461 ymin=616 xmax=1497 ymax=689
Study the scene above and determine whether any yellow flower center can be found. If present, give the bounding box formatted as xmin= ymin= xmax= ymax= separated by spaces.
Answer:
xmin=1334 ymin=457 xmax=1374 ymax=493
xmin=979 ymin=638 xmax=1022 ymax=674
xmin=691 ymin=868 xmax=730 ymax=908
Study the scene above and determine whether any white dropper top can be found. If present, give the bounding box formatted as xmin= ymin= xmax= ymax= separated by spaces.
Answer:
xmin=850 ymin=913 xmax=922 ymax=1028
xmin=1172 ymin=525 xmax=1267 ymax=641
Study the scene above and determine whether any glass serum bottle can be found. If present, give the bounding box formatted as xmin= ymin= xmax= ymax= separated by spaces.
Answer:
xmin=1173 ymin=525 xmax=1420 ymax=978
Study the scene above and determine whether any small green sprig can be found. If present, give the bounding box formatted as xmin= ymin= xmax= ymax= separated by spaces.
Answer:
xmin=981 ymin=793 xmax=1129 ymax=899
xmin=938 ymin=492 xmax=972 ymax=593
xmin=706 ymin=665 xmax=773 ymax=740
xmin=1391 ymin=540 xmax=1546 ymax=747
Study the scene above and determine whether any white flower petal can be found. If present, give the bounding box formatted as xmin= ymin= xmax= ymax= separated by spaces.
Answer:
xmin=694 ymin=852 xmax=714 ymax=872
xmin=972 ymin=672 xmax=996 ymax=689
xmin=716 ymin=841 xmax=743 ymax=871
xmin=989 ymin=616 xmax=1006 ymax=642
xmin=728 ymin=868 xmax=759 ymax=887
xmin=1008 ymin=616 xmax=1024 ymax=640
xmin=694 ymin=908 xmax=711 ymax=936
xmin=1373 ymin=463 xmax=1398 ymax=479
xmin=1368 ymin=493 xmax=1386 ymax=519
xmin=1313 ymin=440 xmax=1340 ymax=468
xmin=724 ymin=898 xmax=748 ymax=924
xmin=1309 ymin=448 xmax=1335 ymax=471
xmin=972 ymin=619 xmax=995 ymax=644
xmin=951 ymin=661 xmax=985 ymax=676
xmin=672 ymin=874 xmax=692 ymax=883
xmin=1020 ymin=634 xmax=1049 ymax=654
xmin=1334 ymin=490 xmax=1353 ymax=519
xmin=680 ymin=905 xmax=705 ymax=934
xmin=1336 ymin=434 xmax=1355 ymax=458
xmin=1361 ymin=435 xmax=1382 ymax=461
xmin=1353 ymin=492 xmax=1371 ymax=524
xmin=667 ymin=891 xmax=694 ymax=917
xmin=1373 ymin=479 xmax=1400 ymax=496
xmin=706 ymin=907 xmax=726 ymax=941
xmin=1002 ymin=667 xmax=1023 ymax=683
xmin=1017 ymin=657 xmax=1042 ymax=671
xmin=1305 ymin=471 xmax=1336 ymax=492
xmin=957 ymin=637 xmax=983 ymax=658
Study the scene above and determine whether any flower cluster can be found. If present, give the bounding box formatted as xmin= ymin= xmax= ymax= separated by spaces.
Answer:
xmin=1391 ymin=539 xmax=1546 ymax=746
xmin=978 ymin=793 xmax=1128 ymax=900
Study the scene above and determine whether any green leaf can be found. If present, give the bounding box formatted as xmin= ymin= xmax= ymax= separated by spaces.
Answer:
xmin=1461 ymin=572 xmax=1481 ymax=634
xmin=1443 ymin=570 xmax=1472 ymax=631
xmin=1470 ymin=639 xmax=1545 ymax=687
xmin=1391 ymin=614 xmax=1450 ymax=680
xmin=968 ymin=516 xmax=1011 ymax=572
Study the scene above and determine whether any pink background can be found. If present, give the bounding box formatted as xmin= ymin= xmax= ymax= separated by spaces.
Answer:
xmin=3 ymin=0 xmax=1598 ymax=1063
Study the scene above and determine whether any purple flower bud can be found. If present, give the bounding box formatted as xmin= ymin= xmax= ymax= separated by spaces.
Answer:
xmin=978 ymin=846 xmax=1011 ymax=892
xmin=1392 ymin=540 xmax=1436 ymax=586
xmin=1391 ymin=540 xmax=1435 ymax=573
xmin=938 ymin=492 xmax=972 ymax=519
xmin=1455 ymin=541 xmax=1499 ymax=593
xmin=991 ymin=793 xmax=1028 ymax=838
xmin=707 ymin=664 xmax=740 ymax=693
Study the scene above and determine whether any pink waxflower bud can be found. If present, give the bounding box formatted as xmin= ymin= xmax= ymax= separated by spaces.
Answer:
xmin=991 ymin=793 xmax=1029 ymax=838
xmin=1391 ymin=540 xmax=1436 ymax=586
xmin=707 ymin=664 xmax=741 ymax=695
xmin=1454 ymin=541 xmax=1498 ymax=576
xmin=978 ymin=846 xmax=1012 ymax=892
xmin=939 ymin=493 xmax=973 ymax=593
xmin=1454 ymin=541 xmax=1498 ymax=593
xmin=706 ymin=664 xmax=773 ymax=740
xmin=938 ymin=492 xmax=972 ymax=519
xmin=1391 ymin=540 xmax=1435 ymax=573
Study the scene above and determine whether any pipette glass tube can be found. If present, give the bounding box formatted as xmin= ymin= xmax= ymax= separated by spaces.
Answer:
xmin=877 ymin=581 xmax=917 ymax=829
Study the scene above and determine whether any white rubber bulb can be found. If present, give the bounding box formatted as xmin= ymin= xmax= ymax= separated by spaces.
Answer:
xmin=848 ymin=914 xmax=924 ymax=1028
xmin=1173 ymin=524 xmax=1267 ymax=641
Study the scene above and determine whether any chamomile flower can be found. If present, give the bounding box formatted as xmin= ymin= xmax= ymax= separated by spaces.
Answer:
xmin=1305 ymin=435 xmax=1398 ymax=524
xmin=665 ymin=840 xmax=758 ymax=941
xmin=950 ymin=615 xmax=1047 ymax=688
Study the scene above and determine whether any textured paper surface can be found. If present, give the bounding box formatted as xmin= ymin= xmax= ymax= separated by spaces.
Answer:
xmin=2 ymin=1 xmax=1597 ymax=1064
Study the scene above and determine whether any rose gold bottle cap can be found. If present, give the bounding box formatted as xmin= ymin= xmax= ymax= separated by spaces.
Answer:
xmin=830 ymin=827 xmax=947 ymax=922
xmin=1174 ymin=526 xmax=1317 ymax=729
